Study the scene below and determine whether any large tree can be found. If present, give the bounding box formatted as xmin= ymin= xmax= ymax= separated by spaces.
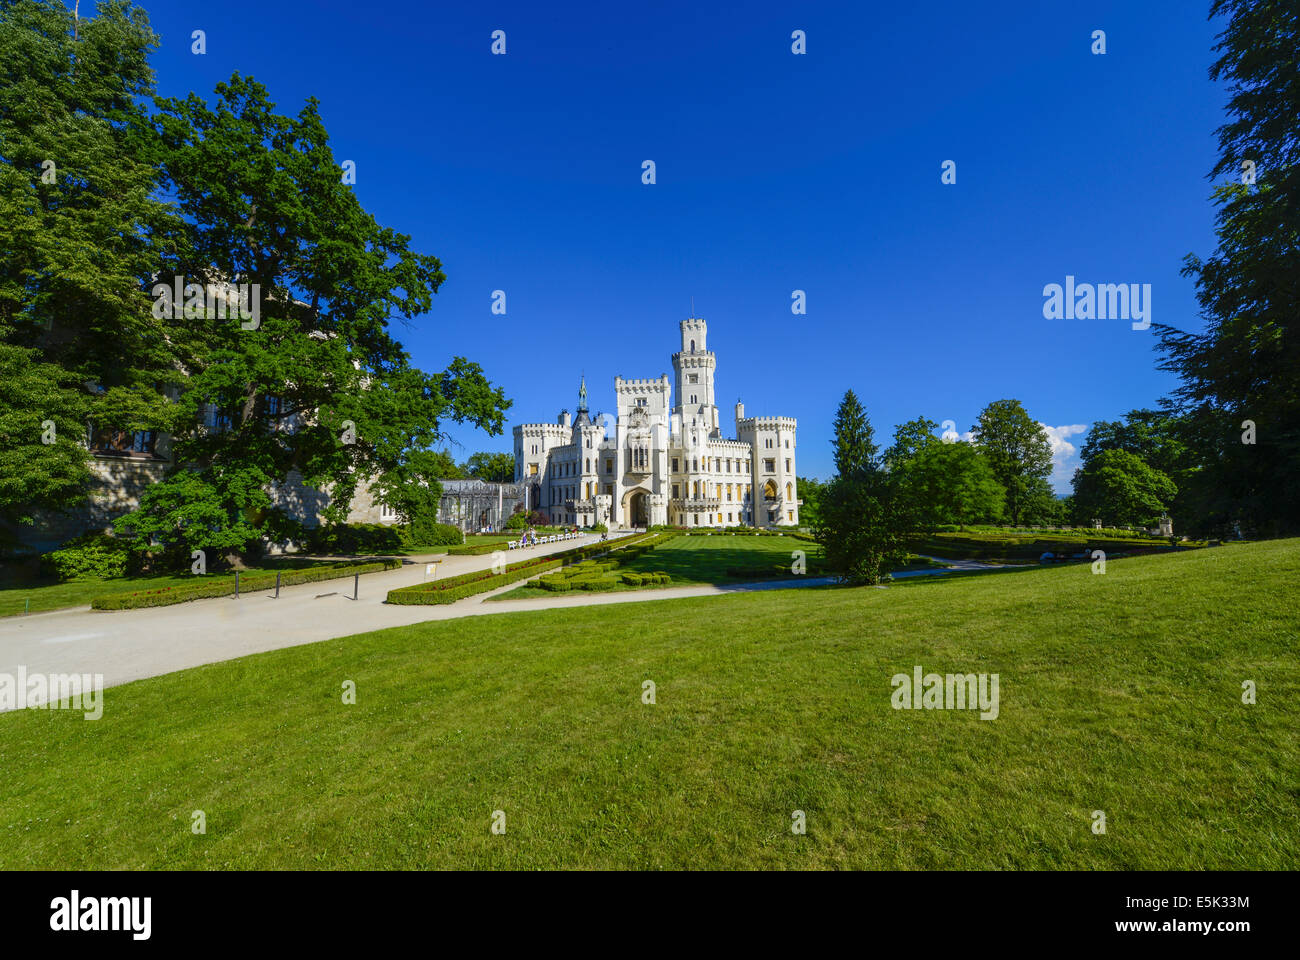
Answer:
xmin=1077 ymin=408 xmax=1192 ymax=526
xmin=463 ymin=451 xmax=514 ymax=483
xmin=1073 ymin=449 xmax=1178 ymax=528
xmin=116 ymin=74 xmax=509 ymax=559
xmin=0 ymin=0 xmax=181 ymax=536
xmin=971 ymin=399 xmax=1053 ymax=525
xmin=899 ymin=440 xmax=1006 ymax=530
xmin=794 ymin=475 xmax=826 ymax=528
xmin=1153 ymin=0 xmax=1300 ymax=537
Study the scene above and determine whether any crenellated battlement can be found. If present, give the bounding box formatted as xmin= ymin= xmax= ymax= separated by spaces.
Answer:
xmin=738 ymin=416 xmax=797 ymax=430
xmin=614 ymin=375 xmax=670 ymax=392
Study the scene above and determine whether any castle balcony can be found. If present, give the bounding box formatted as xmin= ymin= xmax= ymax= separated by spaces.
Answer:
xmin=567 ymin=499 xmax=595 ymax=512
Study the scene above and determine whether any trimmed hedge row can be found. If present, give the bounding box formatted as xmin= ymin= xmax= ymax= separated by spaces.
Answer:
xmin=386 ymin=533 xmax=648 ymax=605
xmin=621 ymin=571 xmax=671 ymax=586
xmin=90 ymin=559 xmax=404 ymax=610
xmin=534 ymin=534 xmax=679 ymax=592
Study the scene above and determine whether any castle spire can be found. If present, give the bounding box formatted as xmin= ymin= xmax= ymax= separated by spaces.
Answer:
xmin=577 ymin=373 xmax=588 ymax=413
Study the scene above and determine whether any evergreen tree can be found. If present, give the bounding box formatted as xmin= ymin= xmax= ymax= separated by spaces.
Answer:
xmin=832 ymin=389 xmax=876 ymax=479
xmin=1154 ymin=0 xmax=1300 ymax=537
xmin=816 ymin=391 xmax=906 ymax=584
xmin=0 ymin=0 xmax=181 ymax=536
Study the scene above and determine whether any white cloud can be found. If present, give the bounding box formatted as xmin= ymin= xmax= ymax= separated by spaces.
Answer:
xmin=1040 ymin=423 xmax=1088 ymax=492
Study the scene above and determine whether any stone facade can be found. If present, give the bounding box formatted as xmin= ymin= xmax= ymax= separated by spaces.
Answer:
xmin=513 ymin=318 xmax=799 ymax=530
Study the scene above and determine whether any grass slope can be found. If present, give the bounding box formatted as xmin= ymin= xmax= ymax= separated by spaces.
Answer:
xmin=1 ymin=540 xmax=1296 ymax=869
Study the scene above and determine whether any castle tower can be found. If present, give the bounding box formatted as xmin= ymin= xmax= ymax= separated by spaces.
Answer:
xmin=673 ymin=317 xmax=719 ymax=436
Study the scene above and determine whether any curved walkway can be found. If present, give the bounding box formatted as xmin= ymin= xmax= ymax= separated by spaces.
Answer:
xmin=0 ymin=544 xmax=1010 ymax=705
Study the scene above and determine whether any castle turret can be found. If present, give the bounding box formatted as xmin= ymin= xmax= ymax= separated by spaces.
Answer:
xmin=673 ymin=317 xmax=719 ymax=436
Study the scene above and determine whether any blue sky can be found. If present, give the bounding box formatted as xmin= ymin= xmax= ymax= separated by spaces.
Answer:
xmin=139 ymin=0 xmax=1228 ymax=490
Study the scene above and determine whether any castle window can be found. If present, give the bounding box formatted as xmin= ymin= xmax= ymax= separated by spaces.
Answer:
xmin=672 ymin=458 xmax=679 ymax=472
xmin=785 ymin=458 xmax=791 ymax=472
xmin=606 ymin=458 xmax=613 ymax=473
xmin=786 ymin=482 xmax=793 ymax=500
xmin=585 ymin=458 xmax=590 ymax=473
xmin=692 ymin=458 xmax=698 ymax=471
xmin=690 ymin=340 xmax=695 ymax=351
xmin=88 ymin=425 xmax=158 ymax=458
xmin=764 ymin=459 xmax=775 ymax=473
xmin=672 ymin=484 xmax=680 ymax=498
xmin=785 ymin=439 xmax=790 ymax=448
xmin=688 ymin=374 xmax=698 ymax=384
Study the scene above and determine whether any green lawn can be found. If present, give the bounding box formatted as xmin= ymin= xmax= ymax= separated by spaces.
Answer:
xmin=1 ymin=539 xmax=1295 ymax=869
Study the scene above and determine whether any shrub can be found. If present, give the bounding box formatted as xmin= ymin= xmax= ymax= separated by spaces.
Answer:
xmin=573 ymin=577 xmax=618 ymax=592
xmin=505 ymin=512 xmax=529 ymax=530
xmin=590 ymin=522 xmax=608 ymax=533
xmin=41 ymin=532 xmax=138 ymax=582
xmin=307 ymin=523 xmax=403 ymax=554
xmin=402 ymin=519 xmax=463 ymax=547
xmin=620 ymin=572 xmax=644 ymax=586
xmin=537 ymin=575 xmax=572 ymax=592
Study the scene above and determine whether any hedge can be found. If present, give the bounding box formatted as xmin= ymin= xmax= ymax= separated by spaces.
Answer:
xmin=90 ymin=559 xmax=403 ymax=610
xmin=42 ymin=532 xmax=138 ymax=582
xmin=386 ymin=533 xmax=647 ymax=605
xmin=571 ymin=577 xmax=619 ymax=592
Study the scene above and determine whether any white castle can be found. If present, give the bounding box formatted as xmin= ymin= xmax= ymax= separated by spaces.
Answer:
xmin=514 ymin=318 xmax=799 ymax=530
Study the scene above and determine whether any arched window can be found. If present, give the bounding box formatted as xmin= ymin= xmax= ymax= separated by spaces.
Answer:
xmin=786 ymin=482 xmax=793 ymax=500
xmin=690 ymin=339 xmax=695 ymax=351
